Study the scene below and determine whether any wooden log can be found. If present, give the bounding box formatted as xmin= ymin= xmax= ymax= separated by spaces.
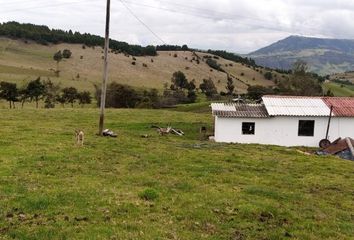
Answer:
xmin=345 ymin=138 xmax=354 ymax=157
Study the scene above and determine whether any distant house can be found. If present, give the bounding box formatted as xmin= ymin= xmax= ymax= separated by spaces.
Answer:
xmin=211 ymin=96 xmax=354 ymax=147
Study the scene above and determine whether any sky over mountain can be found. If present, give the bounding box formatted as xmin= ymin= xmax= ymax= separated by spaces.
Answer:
xmin=1 ymin=0 xmax=354 ymax=53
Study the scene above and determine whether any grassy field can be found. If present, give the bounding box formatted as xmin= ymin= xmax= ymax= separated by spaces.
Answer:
xmin=0 ymin=108 xmax=353 ymax=239
xmin=323 ymin=82 xmax=354 ymax=97
xmin=0 ymin=38 xmax=276 ymax=94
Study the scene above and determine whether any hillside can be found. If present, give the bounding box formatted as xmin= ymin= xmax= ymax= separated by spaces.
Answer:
xmin=248 ymin=35 xmax=354 ymax=75
xmin=0 ymin=108 xmax=353 ymax=239
xmin=0 ymin=37 xmax=275 ymax=94
xmin=322 ymin=71 xmax=354 ymax=96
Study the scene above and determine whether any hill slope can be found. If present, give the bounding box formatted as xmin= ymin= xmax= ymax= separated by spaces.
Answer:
xmin=0 ymin=37 xmax=275 ymax=93
xmin=248 ymin=35 xmax=354 ymax=75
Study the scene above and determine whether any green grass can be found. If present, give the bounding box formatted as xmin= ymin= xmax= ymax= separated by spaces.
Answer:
xmin=0 ymin=108 xmax=353 ymax=239
xmin=173 ymin=101 xmax=212 ymax=113
xmin=323 ymin=82 xmax=354 ymax=96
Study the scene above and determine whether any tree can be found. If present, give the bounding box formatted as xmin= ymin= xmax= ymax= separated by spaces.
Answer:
xmin=187 ymin=90 xmax=197 ymax=103
xmin=43 ymin=80 xmax=60 ymax=108
xmin=181 ymin=44 xmax=189 ymax=51
xmin=168 ymin=72 xmax=197 ymax=104
xmin=95 ymin=83 xmax=140 ymax=108
xmin=53 ymin=50 xmax=63 ymax=77
xmin=18 ymin=86 xmax=29 ymax=108
xmin=27 ymin=77 xmax=45 ymax=108
xmin=77 ymin=91 xmax=92 ymax=106
xmin=274 ymin=60 xmax=323 ymax=96
xmin=187 ymin=79 xmax=196 ymax=91
xmin=264 ymin=71 xmax=273 ymax=80
xmin=200 ymin=78 xmax=218 ymax=99
xmin=56 ymin=94 xmax=66 ymax=107
xmin=206 ymin=58 xmax=223 ymax=72
xmin=290 ymin=60 xmax=322 ymax=96
xmin=62 ymin=87 xmax=78 ymax=107
xmin=247 ymin=85 xmax=273 ymax=100
xmin=292 ymin=60 xmax=308 ymax=75
xmin=225 ymin=75 xmax=235 ymax=96
xmin=0 ymin=81 xmax=18 ymax=108
xmin=171 ymin=71 xmax=189 ymax=90
xmin=0 ymin=21 xmax=156 ymax=56
xmin=62 ymin=49 xmax=72 ymax=58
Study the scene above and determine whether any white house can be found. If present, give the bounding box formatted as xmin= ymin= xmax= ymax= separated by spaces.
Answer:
xmin=211 ymin=96 xmax=354 ymax=147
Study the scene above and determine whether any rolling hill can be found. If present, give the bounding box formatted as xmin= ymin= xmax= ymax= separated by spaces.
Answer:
xmin=248 ymin=35 xmax=354 ymax=75
xmin=0 ymin=37 xmax=276 ymax=94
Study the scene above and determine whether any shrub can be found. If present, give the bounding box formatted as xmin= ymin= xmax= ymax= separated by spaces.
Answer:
xmin=264 ymin=71 xmax=273 ymax=80
xmin=132 ymin=61 xmax=136 ymax=65
xmin=206 ymin=58 xmax=224 ymax=72
xmin=139 ymin=188 xmax=159 ymax=201
xmin=62 ymin=49 xmax=72 ymax=58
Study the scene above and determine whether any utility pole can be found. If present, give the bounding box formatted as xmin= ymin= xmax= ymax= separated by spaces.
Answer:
xmin=98 ymin=0 xmax=111 ymax=135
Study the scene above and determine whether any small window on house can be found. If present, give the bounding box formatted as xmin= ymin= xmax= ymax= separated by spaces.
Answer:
xmin=298 ymin=120 xmax=315 ymax=136
xmin=242 ymin=122 xmax=255 ymax=135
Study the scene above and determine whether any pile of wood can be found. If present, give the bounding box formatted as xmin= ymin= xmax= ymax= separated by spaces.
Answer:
xmin=151 ymin=125 xmax=184 ymax=136
xmin=319 ymin=137 xmax=354 ymax=160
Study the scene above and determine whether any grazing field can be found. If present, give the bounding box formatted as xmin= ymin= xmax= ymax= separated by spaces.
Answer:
xmin=0 ymin=38 xmax=275 ymax=94
xmin=323 ymin=82 xmax=354 ymax=97
xmin=0 ymin=108 xmax=353 ymax=239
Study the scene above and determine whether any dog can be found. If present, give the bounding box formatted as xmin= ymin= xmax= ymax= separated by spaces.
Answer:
xmin=75 ymin=130 xmax=84 ymax=146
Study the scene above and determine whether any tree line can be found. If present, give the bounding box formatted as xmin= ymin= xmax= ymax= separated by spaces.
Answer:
xmin=155 ymin=44 xmax=257 ymax=67
xmin=206 ymin=50 xmax=256 ymax=67
xmin=0 ymin=78 xmax=91 ymax=108
xmin=247 ymin=60 xmax=330 ymax=100
xmin=93 ymin=71 xmax=227 ymax=109
xmin=156 ymin=44 xmax=189 ymax=51
xmin=0 ymin=21 xmax=157 ymax=56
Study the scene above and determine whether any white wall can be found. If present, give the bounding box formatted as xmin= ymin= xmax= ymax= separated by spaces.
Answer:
xmin=214 ymin=116 xmax=354 ymax=147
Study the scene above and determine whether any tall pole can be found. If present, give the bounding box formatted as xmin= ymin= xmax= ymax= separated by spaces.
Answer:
xmin=98 ymin=0 xmax=111 ymax=135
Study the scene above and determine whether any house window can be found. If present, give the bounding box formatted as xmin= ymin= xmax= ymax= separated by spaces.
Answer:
xmin=298 ymin=120 xmax=315 ymax=136
xmin=242 ymin=122 xmax=255 ymax=135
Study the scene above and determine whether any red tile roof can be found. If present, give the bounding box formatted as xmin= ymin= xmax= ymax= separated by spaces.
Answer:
xmin=322 ymin=97 xmax=354 ymax=117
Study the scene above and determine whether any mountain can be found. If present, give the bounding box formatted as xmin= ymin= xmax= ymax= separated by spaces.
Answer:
xmin=248 ymin=35 xmax=354 ymax=75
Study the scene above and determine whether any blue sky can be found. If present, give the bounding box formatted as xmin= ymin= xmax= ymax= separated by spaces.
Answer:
xmin=1 ymin=0 xmax=354 ymax=53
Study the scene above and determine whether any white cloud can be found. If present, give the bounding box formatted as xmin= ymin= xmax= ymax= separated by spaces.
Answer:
xmin=0 ymin=0 xmax=353 ymax=53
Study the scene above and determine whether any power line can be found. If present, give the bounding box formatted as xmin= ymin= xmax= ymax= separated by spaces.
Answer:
xmin=116 ymin=0 xmax=216 ymax=75
xmin=118 ymin=0 xmax=319 ymax=35
xmin=118 ymin=0 xmax=167 ymax=44
xmin=0 ymin=0 xmax=58 ymax=7
xmin=0 ymin=0 xmax=98 ymax=14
